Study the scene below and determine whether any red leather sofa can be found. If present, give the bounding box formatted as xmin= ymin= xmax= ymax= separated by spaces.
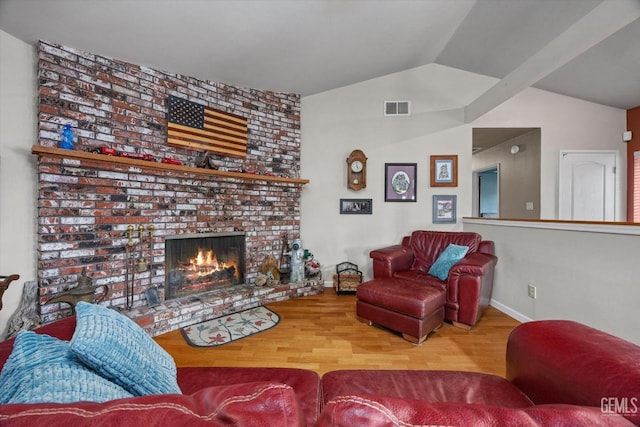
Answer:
xmin=0 ymin=316 xmax=321 ymax=426
xmin=1 ymin=316 xmax=638 ymax=426
xmin=358 ymin=230 xmax=497 ymax=343
xmin=319 ymin=320 xmax=639 ymax=426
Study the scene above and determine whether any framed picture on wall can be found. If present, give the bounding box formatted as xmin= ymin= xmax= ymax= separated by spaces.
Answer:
xmin=432 ymin=195 xmax=457 ymax=223
xmin=385 ymin=163 xmax=417 ymax=202
xmin=430 ymin=155 xmax=458 ymax=187
xmin=340 ymin=198 xmax=372 ymax=214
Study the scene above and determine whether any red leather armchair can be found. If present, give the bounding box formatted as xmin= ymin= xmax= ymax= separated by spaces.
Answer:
xmin=368 ymin=230 xmax=497 ymax=329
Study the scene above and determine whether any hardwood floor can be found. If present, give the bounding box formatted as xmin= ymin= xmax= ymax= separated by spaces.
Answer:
xmin=154 ymin=290 xmax=520 ymax=377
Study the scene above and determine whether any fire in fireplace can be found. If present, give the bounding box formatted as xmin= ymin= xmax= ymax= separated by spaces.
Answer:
xmin=165 ymin=232 xmax=245 ymax=300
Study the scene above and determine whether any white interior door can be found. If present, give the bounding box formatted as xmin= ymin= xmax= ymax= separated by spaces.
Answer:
xmin=558 ymin=151 xmax=616 ymax=221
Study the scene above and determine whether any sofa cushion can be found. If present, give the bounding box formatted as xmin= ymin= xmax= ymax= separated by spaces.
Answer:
xmin=409 ymin=231 xmax=481 ymax=273
xmin=317 ymin=395 xmax=634 ymax=427
xmin=70 ymin=302 xmax=181 ymax=396
xmin=428 ymin=244 xmax=469 ymax=280
xmin=0 ymin=331 xmax=133 ymax=404
xmin=322 ymin=370 xmax=533 ymax=408
xmin=177 ymin=366 xmax=322 ymax=427
xmin=393 ymin=269 xmax=446 ymax=287
xmin=0 ymin=381 xmax=303 ymax=427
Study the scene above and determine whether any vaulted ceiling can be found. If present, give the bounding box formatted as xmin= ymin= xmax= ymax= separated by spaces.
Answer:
xmin=1 ymin=0 xmax=639 ymax=120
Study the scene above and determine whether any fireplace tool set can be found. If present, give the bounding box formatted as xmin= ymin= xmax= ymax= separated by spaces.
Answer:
xmin=125 ymin=224 xmax=158 ymax=310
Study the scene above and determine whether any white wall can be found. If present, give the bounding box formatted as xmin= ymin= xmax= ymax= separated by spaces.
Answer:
xmin=464 ymin=219 xmax=640 ymax=345
xmin=300 ymin=64 xmax=491 ymax=281
xmin=300 ymin=63 xmax=627 ymax=282
xmin=0 ymin=31 xmax=38 ymax=338
xmin=473 ymin=89 xmax=627 ymax=220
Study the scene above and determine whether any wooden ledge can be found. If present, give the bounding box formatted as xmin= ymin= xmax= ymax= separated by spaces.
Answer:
xmin=32 ymin=145 xmax=309 ymax=185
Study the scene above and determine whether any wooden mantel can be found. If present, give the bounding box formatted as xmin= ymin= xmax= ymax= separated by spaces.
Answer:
xmin=32 ymin=145 xmax=310 ymax=185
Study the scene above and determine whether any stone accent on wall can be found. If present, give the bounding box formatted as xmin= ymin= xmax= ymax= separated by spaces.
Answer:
xmin=35 ymin=41 xmax=308 ymax=327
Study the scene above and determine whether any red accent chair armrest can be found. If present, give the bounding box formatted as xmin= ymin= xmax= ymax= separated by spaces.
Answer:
xmin=446 ymin=252 xmax=498 ymax=328
xmin=369 ymin=245 xmax=414 ymax=278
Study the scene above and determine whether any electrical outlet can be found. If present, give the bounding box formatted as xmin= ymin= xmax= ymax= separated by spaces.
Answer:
xmin=527 ymin=284 xmax=537 ymax=299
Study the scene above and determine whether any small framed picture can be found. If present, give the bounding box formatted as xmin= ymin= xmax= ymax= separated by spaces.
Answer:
xmin=340 ymin=198 xmax=372 ymax=214
xmin=385 ymin=163 xmax=417 ymax=202
xmin=430 ymin=155 xmax=458 ymax=187
xmin=433 ymin=195 xmax=457 ymax=223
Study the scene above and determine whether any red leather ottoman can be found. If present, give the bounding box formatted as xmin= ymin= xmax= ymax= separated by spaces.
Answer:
xmin=356 ymin=278 xmax=446 ymax=344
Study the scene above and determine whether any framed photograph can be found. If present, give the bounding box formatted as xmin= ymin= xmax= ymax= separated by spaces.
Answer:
xmin=385 ymin=163 xmax=417 ymax=202
xmin=430 ymin=155 xmax=458 ymax=187
xmin=340 ymin=198 xmax=372 ymax=214
xmin=432 ymin=195 xmax=457 ymax=223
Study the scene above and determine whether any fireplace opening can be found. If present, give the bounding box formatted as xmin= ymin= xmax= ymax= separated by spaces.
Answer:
xmin=165 ymin=232 xmax=245 ymax=300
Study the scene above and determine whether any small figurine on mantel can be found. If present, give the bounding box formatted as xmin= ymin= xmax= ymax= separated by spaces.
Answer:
xmin=59 ymin=124 xmax=75 ymax=150
xmin=195 ymin=150 xmax=216 ymax=169
xmin=289 ymin=238 xmax=305 ymax=282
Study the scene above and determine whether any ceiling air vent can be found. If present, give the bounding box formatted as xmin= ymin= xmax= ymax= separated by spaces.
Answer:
xmin=384 ymin=101 xmax=410 ymax=116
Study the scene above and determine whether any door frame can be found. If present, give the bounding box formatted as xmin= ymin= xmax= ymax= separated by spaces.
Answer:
xmin=472 ymin=163 xmax=500 ymax=218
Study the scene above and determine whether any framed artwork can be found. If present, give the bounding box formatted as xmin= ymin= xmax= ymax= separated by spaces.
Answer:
xmin=432 ymin=195 xmax=457 ymax=223
xmin=340 ymin=198 xmax=372 ymax=214
xmin=430 ymin=155 xmax=458 ymax=187
xmin=385 ymin=163 xmax=417 ymax=202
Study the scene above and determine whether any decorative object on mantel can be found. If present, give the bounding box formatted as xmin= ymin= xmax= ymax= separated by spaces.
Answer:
xmin=92 ymin=146 xmax=181 ymax=165
xmin=0 ymin=274 xmax=19 ymax=311
xmin=180 ymin=306 xmax=280 ymax=347
xmin=5 ymin=280 xmax=41 ymax=340
xmin=195 ymin=150 xmax=216 ymax=169
xmin=333 ymin=262 xmax=362 ymax=295
xmin=167 ymin=95 xmax=248 ymax=158
xmin=46 ymin=267 xmax=108 ymax=313
xmin=59 ymin=124 xmax=75 ymax=150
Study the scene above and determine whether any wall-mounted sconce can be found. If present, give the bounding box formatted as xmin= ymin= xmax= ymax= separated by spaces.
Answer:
xmin=510 ymin=145 xmax=520 ymax=154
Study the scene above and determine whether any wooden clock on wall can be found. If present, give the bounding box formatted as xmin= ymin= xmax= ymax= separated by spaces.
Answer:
xmin=346 ymin=149 xmax=367 ymax=191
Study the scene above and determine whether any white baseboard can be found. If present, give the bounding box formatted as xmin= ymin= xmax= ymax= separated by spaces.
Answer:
xmin=324 ymin=280 xmax=334 ymax=288
xmin=489 ymin=299 xmax=533 ymax=323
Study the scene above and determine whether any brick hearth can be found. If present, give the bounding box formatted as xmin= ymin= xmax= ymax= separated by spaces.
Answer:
xmin=129 ymin=280 xmax=323 ymax=337
xmin=34 ymin=40 xmax=316 ymax=331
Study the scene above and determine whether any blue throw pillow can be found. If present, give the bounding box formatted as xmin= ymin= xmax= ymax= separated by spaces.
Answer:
xmin=70 ymin=302 xmax=181 ymax=396
xmin=0 ymin=331 xmax=133 ymax=404
xmin=428 ymin=244 xmax=469 ymax=281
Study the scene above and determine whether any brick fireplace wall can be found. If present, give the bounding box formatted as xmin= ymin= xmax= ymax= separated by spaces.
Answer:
xmin=35 ymin=41 xmax=309 ymax=325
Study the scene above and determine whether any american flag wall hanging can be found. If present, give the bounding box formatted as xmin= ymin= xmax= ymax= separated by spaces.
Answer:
xmin=167 ymin=95 xmax=248 ymax=158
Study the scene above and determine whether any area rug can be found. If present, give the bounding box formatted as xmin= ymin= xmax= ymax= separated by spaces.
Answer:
xmin=181 ymin=306 xmax=280 ymax=347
